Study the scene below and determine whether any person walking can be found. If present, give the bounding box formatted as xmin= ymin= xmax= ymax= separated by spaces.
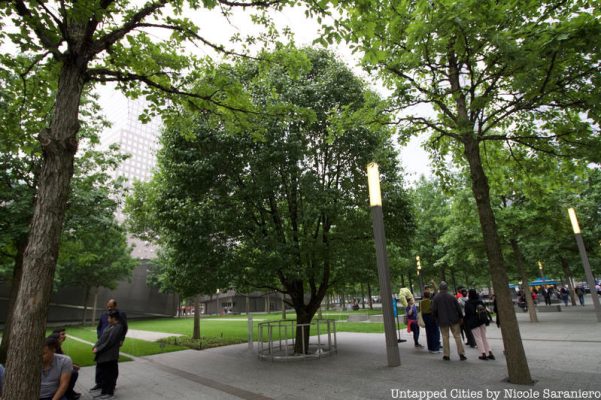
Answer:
xmin=457 ymin=288 xmax=476 ymax=348
xmin=560 ymin=287 xmax=569 ymax=306
xmin=575 ymin=286 xmax=585 ymax=306
xmin=93 ymin=311 xmax=125 ymax=399
xmin=91 ymin=299 xmax=128 ymax=393
xmin=432 ymin=281 xmax=467 ymax=361
xmin=542 ymin=287 xmax=552 ymax=306
xmin=420 ymin=289 xmax=441 ymax=353
xmin=405 ymin=298 xmax=424 ymax=348
xmin=464 ymin=289 xmax=495 ymax=361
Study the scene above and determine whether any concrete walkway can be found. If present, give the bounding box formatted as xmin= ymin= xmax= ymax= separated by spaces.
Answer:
xmin=74 ymin=306 xmax=601 ymax=400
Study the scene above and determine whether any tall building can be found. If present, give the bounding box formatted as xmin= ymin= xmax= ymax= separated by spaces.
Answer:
xmin=112 ymin=99 xmax=161 ymax=186
xmin=102 ymin=97 xmax=162 ymax=259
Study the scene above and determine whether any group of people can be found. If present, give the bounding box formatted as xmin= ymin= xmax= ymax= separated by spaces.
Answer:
xmin=400 ymin=282 xmax=496 ymax=362
xmin=36 ymin=299 xmax=128 ymax=400
xmin=521 ymin=285 xmax=588 ymax=309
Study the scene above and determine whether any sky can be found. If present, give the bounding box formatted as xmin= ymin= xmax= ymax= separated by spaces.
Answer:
xmin=96 ymin=3 xmax=432 ymax=183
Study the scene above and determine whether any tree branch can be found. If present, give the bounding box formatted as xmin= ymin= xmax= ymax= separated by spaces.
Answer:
xmin=12 ymin=0 xmax=63 ymax=58
xmin=86 ymin=68 xmax=261 ymax=115
xmin=89 ymin=0 xmax=169 ymax=56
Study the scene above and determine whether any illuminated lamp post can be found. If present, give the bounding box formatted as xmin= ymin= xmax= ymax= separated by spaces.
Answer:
xmin=568 ymin=208 xmax=601 ymax=322
xmin=367 ymin=162 xmax=401 ymax=367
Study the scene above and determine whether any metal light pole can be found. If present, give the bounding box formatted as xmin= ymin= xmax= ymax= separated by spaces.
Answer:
xmin=367 ymin=163 xmax=401 ymax=367
xmin=568 ymin=208 xmax=601 ymax=323
xmin=538 ymin=261 xmax=545 ymax=280
xmin=416 ymin=256 xmax=424 ymax=297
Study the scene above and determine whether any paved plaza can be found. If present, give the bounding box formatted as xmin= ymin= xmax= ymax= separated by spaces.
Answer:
xmin=75 ymin=305 xmax=601 ymax=400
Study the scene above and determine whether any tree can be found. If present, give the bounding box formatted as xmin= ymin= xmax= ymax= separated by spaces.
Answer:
xmin=127 ymin=47 xmax=413 ymax=353
xmin=0 ymin=1 xmax=297 ymax=397
xmin=316 ymin=0 xmax=601 ymax=383
xmin=55 ymin=147 xmax=136 ymax=325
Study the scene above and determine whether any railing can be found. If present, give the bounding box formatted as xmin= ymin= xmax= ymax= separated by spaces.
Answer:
xmin=257 ymin=319 xmax=337 ymax=361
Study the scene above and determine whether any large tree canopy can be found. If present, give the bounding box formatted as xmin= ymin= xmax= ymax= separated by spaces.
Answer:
xmin=127 ymin=47 xmax=414 ymax=353
xmin=312 ymin=0 xmax=601 ymax=384
xmin=0 ymin=1 xmax=299 ymax=397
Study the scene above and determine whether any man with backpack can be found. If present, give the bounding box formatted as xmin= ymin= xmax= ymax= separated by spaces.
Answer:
xmin=432 ymin=281 xmax=467 ymax=361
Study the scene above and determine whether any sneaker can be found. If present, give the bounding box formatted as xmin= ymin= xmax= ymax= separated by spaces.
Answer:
xmin=429 ymin=350 xmax=442 ymax=354
xmin=478 ymin=354 xmax=488 ymax=360
xmin=442 ymin=356 xmax=450 ymax=361
xmin=415 ymin=344 xmax=424 ymax=348
xmin=488 ymin=352 xmax=496 ymax=360
xmin=90 ymin=385 xmax=101 ymax=392
xmin=460 ymin=354 xmax=467 ymax=361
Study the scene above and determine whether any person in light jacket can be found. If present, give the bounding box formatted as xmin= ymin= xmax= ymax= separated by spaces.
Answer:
xmin=93 ymin=310 xmax=124 ymax=399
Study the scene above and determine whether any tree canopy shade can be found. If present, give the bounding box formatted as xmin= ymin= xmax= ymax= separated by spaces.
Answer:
xmin=126 ymin=47 xmax=414 ymax=353
xmin=314 ymin=0 xmax=601 ymax=384
xmin=0 ymin=1 xmax=299 ymax=398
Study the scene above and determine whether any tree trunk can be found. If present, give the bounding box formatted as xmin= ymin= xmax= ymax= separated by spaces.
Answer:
xmin=0 ymin=239 xmax=27 ymax=364
xmin=193 ymin=295 xmax=201 ymax=340
xmin=4 ymin=60 xmax=84 ymax=400
xmin=463 ymin=136 xmax=532 ymax=384
xmin=340 ymin=292 xmax=345 ymax=309
xmin=510 ymin=239 xmax=538 ymax=322
xmin=367 ymin=283 xmax=373 ymax=310
xmin=281 ymin=292 xmax=286 ymax=320
xmin=560 ymin=257 xmax=578 ymax=306
xmin=451 ymin=269 xmax=458 ymax=292
xmin=361 ymin=284 xmax=366 ymax=309
xmin=82 ymin=286 xmax=91 ymax=326
xmin=92 ymin=287 xmax=99 ymax=327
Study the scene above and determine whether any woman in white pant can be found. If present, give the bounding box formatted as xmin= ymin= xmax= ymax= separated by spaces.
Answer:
xmin=464 ymin=289 xmax=495 ymax=361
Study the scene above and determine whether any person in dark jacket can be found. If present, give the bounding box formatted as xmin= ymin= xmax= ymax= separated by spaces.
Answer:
xmin=464 ymin=289 xmax=495 ymax=361
xmin=93 ymin=310 xmax=124 ymax=399
xmin=92 ymin=299 xmax=127 ymax=392
xmin=432 ymin=281 xmax=466 ymax=361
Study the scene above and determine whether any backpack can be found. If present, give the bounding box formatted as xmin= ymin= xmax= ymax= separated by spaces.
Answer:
xmin=476 ymin=303 xmax=490 ymax=326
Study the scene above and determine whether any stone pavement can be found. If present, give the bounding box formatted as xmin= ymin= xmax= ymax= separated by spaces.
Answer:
xmin=74 ymin=306 xmax=601 ymax=400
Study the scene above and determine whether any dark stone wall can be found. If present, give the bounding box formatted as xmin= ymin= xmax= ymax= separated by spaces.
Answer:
xmin=0 ymin=260 xmax=178 ymax=325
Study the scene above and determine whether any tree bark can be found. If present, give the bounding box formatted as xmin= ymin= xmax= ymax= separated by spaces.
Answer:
xmin=463 ymin=135 xmax=532 ymax=384
xmin=92 ymin=287 xmax=99 ymax=327
xmin=281 ymin=292 xmax=286 ymax=320
xmin=82 ymin=286 xmax=91 ymax=326
xmin=560 ymin=257 xmax=578 ymax=306
xmin=193 ymin=295 xmax=201 ymax=340
xmin=0 ymin=239 xmax=27 ymax=364
xmin=510 ymin=239 xmax=538 ymax=322
xmin=367 ymin=283 xmax=373 ymax=310
xmin=3 ymin=60 xmax=84 ymax=400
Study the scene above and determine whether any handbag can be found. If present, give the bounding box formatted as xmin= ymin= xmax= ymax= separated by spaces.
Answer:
xmin=418 ymin=311 xmax=426 ymax=328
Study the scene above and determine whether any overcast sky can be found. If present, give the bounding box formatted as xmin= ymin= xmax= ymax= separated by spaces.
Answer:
xmin=94 ymin=4 xmax=432 ymax=183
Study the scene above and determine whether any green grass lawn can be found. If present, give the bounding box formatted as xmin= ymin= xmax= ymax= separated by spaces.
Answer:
xmin=55 ymin=311 xmax=394 ymax=362
xmin=57 ymin=327 xmax=185 ymax=364
xmin=60 ymin=337 xmax=132 ymax=367
xmin=127 ymin=311 xmax=394 ymax=339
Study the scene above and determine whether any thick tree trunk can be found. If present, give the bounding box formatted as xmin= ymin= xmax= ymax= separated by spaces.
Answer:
xmin=367 ymin=283 xmax=373 ymax=310
xmin=92 ymin=287 xmax=99 ymax=326
xmin=510 ymin=239 xmax=538 ymax=322
xmin=193 ymin=295 xmax=201 ymax=340
xmin=450 ymin=269 xmax=458 ymax=292
xmin=281 ymin=292 xmax=287 ymax=320
xmin=463 ymin=136 xmax=532 ymax=384
xmin=560 ymin=257 xmax=578 ymax=306
xmin=0 ymin=239 xmax=27 ymax=364
xmin=3 ymin=61 xmax=84 ymax=400
xmin=82 ymin=286 xmax=91 ymax=326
